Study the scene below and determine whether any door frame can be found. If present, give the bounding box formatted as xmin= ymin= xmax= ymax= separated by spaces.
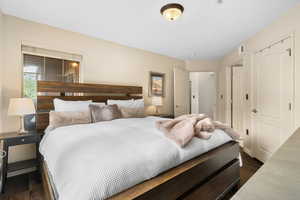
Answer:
xmin=189 ymin=72 xmax=217 ymax=118
xmin=226 ymin=60 xmax=244 ymax=128
xmin=226 ymin=57 xmax=255 ymax=156
xmin=230 ymin=64 xmax=244 ymax=128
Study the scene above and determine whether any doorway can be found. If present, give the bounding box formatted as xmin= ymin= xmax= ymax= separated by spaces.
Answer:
xmin=189 ymin=72 xmax=216 ymax=118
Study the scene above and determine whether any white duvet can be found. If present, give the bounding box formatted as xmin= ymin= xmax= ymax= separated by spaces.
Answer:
xmin=40 ymin=117 xmax=232 ymax=200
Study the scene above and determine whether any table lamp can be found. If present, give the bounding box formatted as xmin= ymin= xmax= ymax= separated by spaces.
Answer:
xmin=152 ymin=96 xmax=163 ymax=114
xmin=8 ymin=98 xmax=36 ymax=134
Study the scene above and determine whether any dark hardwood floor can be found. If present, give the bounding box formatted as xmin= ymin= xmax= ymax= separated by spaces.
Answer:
xmin=0 ymin=149 xmax=262 ymax=200
xmin=0 ymin=172 xmax=44 ymax=200
xmin=223 ymin=150 xmax=263 ymax=200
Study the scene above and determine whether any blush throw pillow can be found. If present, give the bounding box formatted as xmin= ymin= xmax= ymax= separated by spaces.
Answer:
xmin=48 ymin=110 xmax=91 ymax=131
xmin=89 ymin=104 xmax=122 ymax=123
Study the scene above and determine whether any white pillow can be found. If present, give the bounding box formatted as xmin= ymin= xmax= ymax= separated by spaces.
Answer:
xmin=133 ymin=99 xmax=145 ymax=107
xmin=91 ymin=102 xmax=106 ymax=107
xmin=108 ymin=99 xmax=145 ymax=118
xmin=107 ymin=99 xmax=134 ymax=107
xmin=53 ymin=98 xmax=92 ymax=112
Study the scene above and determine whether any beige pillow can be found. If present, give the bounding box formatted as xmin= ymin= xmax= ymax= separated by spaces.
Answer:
xmin=120 ymin=107 xmax=146 ymax=118
xmin=48 ymin=110 xmax=91 ymax=130
xmin=89 ymin=104 xmax=122 ymax=123
xmin=108 ymin=99 xmax=145 ymax=118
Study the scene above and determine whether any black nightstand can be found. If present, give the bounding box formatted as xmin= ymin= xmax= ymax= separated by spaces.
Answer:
xmin=0 ymin=131 xmax=42 ymax=193
xmin=152 ymin=114 xmax=175 ymax=118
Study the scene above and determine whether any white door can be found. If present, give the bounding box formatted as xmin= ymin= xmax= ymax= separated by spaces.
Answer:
xmin=253 ymin=38 xmax=294 ymax=162
xmin=198 ymin=72 xmax=216 ymax=118
xmin=174 ymin=67 xmax=190 ymax=117
xmin=232 ymin=67 xmax=245 ymax=139
xmin=190 ymin=72 xmax=199 ymax=114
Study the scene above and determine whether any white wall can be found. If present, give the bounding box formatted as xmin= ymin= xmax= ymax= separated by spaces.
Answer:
xmin=218 ymin=3 xmax=300 ymax=155
xmin=1 ymin=15 xmax=185 ymax=163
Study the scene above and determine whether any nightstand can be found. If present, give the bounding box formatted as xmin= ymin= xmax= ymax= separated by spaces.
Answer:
xmin=0 ymin=131 xmax=42 ymax=193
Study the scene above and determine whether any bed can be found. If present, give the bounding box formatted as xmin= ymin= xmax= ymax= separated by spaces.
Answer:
xmin=36 ymin=81 xmax=240 ymax=200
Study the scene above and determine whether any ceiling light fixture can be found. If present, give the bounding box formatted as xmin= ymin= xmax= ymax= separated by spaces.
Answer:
xmin=160 ymin=3 xmax=184 ymax=21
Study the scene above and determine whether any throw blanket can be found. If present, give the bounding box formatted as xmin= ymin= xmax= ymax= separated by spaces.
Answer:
xmin=156 ymin=114 xmax=240 ymax=147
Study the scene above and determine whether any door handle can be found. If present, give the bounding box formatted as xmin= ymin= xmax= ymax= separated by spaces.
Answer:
xmin=252 ymin=109 xmax=258 ymax=113
xmin=176 ymin=105 xmax=180 ymax=108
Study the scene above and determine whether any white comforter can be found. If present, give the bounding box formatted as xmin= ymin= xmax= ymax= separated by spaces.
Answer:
xmin=40 ymin=117 xmax=232 ymax=200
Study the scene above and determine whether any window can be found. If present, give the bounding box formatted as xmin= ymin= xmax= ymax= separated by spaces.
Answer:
xmin=23 ymin=54 xmax=80 ymax=98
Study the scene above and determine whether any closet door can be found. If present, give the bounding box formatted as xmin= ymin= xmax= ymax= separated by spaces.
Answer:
xmin=253 ymin=38 xmax=294 ymax=162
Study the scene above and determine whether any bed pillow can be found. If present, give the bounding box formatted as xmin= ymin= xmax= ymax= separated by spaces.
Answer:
xmin=107 ymin=99 xmax=145 ymax=118
xmin=89 ymin=104 xmax=122 ymax=123
xmin=91 ymin=102 xmax=106 ymax=107
xmin=120 ymin=107 xmax=145 ymax=118
xmin=54 ymin=98 xmax=92 ymax=112
xmin=48 ymin=110 xmax=91 ymax=131
xmin=107 ymin=99 xmax=134 ymax=107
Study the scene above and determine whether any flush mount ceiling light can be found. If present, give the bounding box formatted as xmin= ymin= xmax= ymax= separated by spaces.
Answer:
xmin=160 ymin=3 xmax=184 ymax=21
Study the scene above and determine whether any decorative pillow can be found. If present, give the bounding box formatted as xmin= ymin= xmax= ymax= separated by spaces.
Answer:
xmin=54 ymin=98 xmax=92 ymax=112
xmin=48 ymin=110 xmax=91 ymax=131
xmin=120 ymin=107 xmax=146 ymax=118
xmin=89 ymin=104 xmax=122 ymax=123
xmin=108 ymin=99 xmax=145 ymax=118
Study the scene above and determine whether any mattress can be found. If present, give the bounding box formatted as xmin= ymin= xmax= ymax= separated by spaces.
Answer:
xmin=40 ymin=116 xmax=232 ymax=200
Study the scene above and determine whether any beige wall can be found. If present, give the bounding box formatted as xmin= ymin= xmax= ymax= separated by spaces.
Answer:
xmin=218 ymin=4 xmax=300 ymax=151
xmin=0 ymin=9 xmax=3 ymax=132
xmin=185 ymin=60 xmax=220 ymax=72
xmin=1 ymin=15 xmax=184 ymax=163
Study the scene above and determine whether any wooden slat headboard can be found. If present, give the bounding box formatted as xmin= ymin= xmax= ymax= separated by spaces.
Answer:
xmin=36 ymin=81 xmax=143 ymax=131
xmin=37 ymin=81 xmax=142 ymax=94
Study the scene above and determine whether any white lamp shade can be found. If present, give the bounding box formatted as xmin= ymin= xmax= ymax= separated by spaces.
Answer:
xmin=152 ymin=96 xmax=163 ymax=106
xmin=8 ymin=98 xmax=36 ymax=116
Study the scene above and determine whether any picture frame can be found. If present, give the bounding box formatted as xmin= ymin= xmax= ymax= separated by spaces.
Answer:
xmin=149 ymin=71 xmax=165 ymax=97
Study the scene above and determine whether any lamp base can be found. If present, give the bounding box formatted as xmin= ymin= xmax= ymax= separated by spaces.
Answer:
xmin=155 ymin=106 xmax=160 ymax=115
xmin=18 ymin=129 xmax=29 ymax=135
xmin=19 ymin=116 xmax=28 ymax=135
